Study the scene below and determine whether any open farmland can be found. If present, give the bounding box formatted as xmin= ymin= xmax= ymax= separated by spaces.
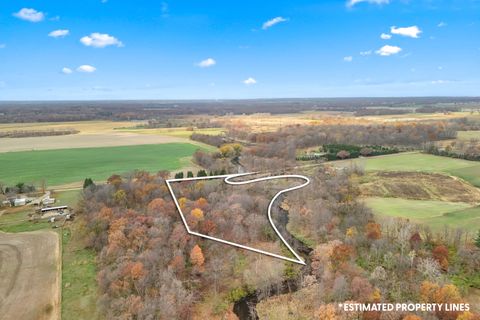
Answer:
xmin=0 ymin=132 xmax=191 ymax=153
xmin=0 ymin=120 xmax=142 ymax=133
xmin=0 ymin=231 xmax=60 ymax=320
xmin=333 ymin=152 xmax=480 ymax=187
xmin=0 ymin=121 xmax=218 ymax=153
xmin=0 ymin=143 xmax=206 ymax=186
xmin=119 ymin=127 xmax=225 ymax=138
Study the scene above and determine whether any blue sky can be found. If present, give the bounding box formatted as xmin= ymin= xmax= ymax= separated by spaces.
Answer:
xmin=0 ymin=0 xmax=479 ymax=100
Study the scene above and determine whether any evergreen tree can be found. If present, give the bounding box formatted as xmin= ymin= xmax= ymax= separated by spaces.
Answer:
xmin=475 ymin=230 xmax=480 ymax=248
xmin=83 ymin=178 xmax=95 ymax=189
xmin=174 ymin=172 xmax=184 ymax=179
xmin=187 ymin=171 xmax=194 ymax=178
xmin=197 ymin=170 xmax=207 ymax=177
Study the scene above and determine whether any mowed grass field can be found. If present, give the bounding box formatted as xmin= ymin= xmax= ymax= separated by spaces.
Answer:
xmin=0 ymin=143 xmax=204 ymax=186
xmin=334 ymin=152 xmax=480 ymax=187
xmin=365 ymin=197 xmax=480 ymax=232
xmin=333 ymin=152 xmax=480 ymax=231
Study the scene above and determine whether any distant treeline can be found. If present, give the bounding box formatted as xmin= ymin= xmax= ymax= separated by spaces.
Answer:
xmin=190 ymin=133 xmax=225 ymax=147
xmin=227 ymin=122 xmax=456 ymax=165
xmin=425 ymin=139 xmax=480 ymax=162
xmin=416 ymin=106 xmax=460 ymax=113
xmin=296 ymin=144 xmax=399 ymax=161
xmin=137 ymin=118 xmax=222 ymax=129
xmin=324 ymin=144 xmax=398 ymax=160
xmin=354 ymin=108 xmax=411 ymax=116
xmin=0 ymin=97 xmax=478 ymax=123
xmin=0 ymin=129 xmax=79 ymax=138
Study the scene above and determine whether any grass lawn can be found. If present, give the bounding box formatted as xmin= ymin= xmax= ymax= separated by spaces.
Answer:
xmin=0 ymin=143 xmax=205 ymax=186
xmin=54 ymin=190 xmax=82 ymax=207
xmin=422 ymin=206 xmax=480 ymax=232
xmin=62 ymin=223 xmax=102 ymax=320
xmin=0 ymin=209 xmax=50 ymax=233
xmin=364 ymin=197 xmax=480 ymax=231
xmin=334 ymin=152 xmax=480 ymax=187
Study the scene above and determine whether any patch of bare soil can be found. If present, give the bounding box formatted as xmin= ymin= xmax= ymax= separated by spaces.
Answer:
xmin=359 ymin=171 xmax=480 ymax=203
xmin=0 ymin=231 xmax=60 ymax=320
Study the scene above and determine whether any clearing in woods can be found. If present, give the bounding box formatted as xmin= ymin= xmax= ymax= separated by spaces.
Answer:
xmin=364 ymin=197 xmax=480 ymax=232
xmin=333 ymin=152 xmax=480 ymax=187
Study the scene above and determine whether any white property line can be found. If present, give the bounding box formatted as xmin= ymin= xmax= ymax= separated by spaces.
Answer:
xmin=165 ymin=172 xmax=310 ymax=265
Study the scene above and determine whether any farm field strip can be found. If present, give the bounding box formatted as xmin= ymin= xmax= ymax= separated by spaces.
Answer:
xmin=118 ymin=127 xmax=225 ymax=138
xmin=0 ymin=143 xmax=205 ymax=186
xmin=0 ymin=132 xmax=189 ymax=153
xmin=0 ymin=230 xmax=60 ymax=320
xmin=0 ymin=120 xmax=143 ymax=133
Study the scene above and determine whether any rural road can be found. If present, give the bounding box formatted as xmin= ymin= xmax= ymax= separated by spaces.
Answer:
xmin=0 ymin=230 xmax=60 ymax=320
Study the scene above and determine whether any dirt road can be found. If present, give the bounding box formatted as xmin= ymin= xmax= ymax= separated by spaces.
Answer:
xmin=0 ymin=231 xmax=60 ymax=320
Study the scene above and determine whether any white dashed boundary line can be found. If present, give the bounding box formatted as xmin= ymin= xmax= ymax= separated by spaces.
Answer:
xmin=165 ymin=172 xmax=310 ymax=265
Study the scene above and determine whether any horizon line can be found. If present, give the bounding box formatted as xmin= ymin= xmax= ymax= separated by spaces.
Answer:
xmin=1 ymin=96 xmax=480 ymax=103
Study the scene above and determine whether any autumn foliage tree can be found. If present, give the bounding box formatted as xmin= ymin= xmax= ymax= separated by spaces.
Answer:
xmin=365 ymin=222 xmax=382 ymax=240
xmin=190 ymin=244 xmax=205 ymax=273
xmin=191 ymin=208 xmax=204 ymax=220
xmin=330 ymin=244 xmax=354 ymax=271
xmin=432 ymin=245 xmax=449 ymax=271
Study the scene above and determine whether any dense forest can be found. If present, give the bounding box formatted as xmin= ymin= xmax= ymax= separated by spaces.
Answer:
xmin=79 ymin=162 xmax=480 ymax=319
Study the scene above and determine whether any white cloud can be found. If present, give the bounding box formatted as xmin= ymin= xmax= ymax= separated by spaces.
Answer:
xmin=380 ymin=33 xmax=392 ymax=40
xmin=376 ymin=45 xmax=402 ymax=56
xmin=262 ymin=17 xmax=288 ymax=30
xmin=77 ymin=65 xmax=96 ymax=73
xmin=390 ymin=26 xmax=422 ymax=38
xmin=80 ymin=33 xmax=123 ymax=48
xmin=196 ymin=58 xmax=216 ymax=68
xmin=62 ymin=67 xmax=73 ymax=74
xmin=243 ymin=77 xmax=257 ymax=85
xmin=437 ymin=22 xmax=447 ymax=27
xmin=360 ymin=50 xmax=372 ymax=56
xmin=0 ymin=44 xmax=6 ymax=49
xmin=13 ymin=8 xmax=45 ymax=22
xmin=431 ymin=80 xmax=450 ymax=84
xmin=49 ymin=29 xmax=70 ymax=38
xmin=343 ymin=56 xmax=353 ymax=62
xmin=347 ymin=0 xmax=389 ymax=7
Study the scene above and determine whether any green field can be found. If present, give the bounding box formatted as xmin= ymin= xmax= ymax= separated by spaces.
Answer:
xmin=335 ymin=152 xmax=480 ymax=187
xmin=0 ymin=209 xmax=50 ymax=233
xmin=364 ymin=197 xmax=480 ymax=232
xmin=62 ymin=224 xmax=102 ymax=320
xmin=0 ymin=143 xmax=204 ymax=186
